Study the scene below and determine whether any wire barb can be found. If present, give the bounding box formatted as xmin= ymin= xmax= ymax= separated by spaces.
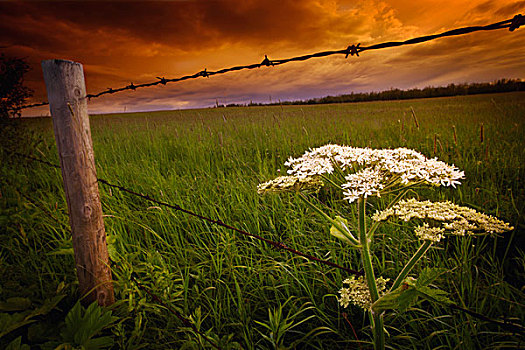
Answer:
xmin=345 ymin=43 xmax=361 ymax=58
xmin=156 ymin=77 xmax=168 ymax=85
xmin=260 ymin=55 xmax=274 ymax=67
xmin=199 ymin=68 xmax=209 ymax=78
xmin=18 ymin=14 xmax=524 ymax=110
xmin=510 ymin=14 xmax=524 ymax=31
xmin=272 ymin=241 xmax=289 ymax=250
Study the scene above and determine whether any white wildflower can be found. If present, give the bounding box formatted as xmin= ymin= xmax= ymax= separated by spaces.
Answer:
xmin=339 ymin=276 xmax=389 ymax=310
xmin=342 ymin=167 xmax=387 ymax=203
xmin=371 ymin=208 xmax=394 ymax=222
xmin=414 ymin=223 xmax=445 ymax=242
xmin=284 ymin=144 xmax=464 ymax=196
xmin=284 ymin=144 xmax=344 ymax=178
xmin=335 ymin=146 xmax=379 ymax=169
xmin=372 ymin=198 xmax=513 ymax=236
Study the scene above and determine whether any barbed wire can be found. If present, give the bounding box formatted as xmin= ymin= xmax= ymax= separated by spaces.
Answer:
xmin=11 ymin=151 xmax=62 ymax=169
xmin=18 ymin=14 xmax=524 ymax=110
xmin=448 ymin=303 xmax=525 ymax=335
xmin=97 ymin=178 xmax=364 ymax=275
xmin=6 ymin=152 xmax=525 ymax=336
xmin=17 ymin=101 xmax=51 ymax=109
xmin=10 ymin=151 xmax=363 ymax=276
xmin=0 ymin=175 xmax=221 ymax=349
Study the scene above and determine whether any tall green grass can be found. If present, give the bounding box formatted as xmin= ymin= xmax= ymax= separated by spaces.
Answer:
xmin=1 ymin=92 xmax=524 ymax=349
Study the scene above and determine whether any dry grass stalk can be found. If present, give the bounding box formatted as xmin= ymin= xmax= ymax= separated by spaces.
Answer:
xmin=410 ymin=107 xmax=419 ymax=129
xmin=480 ymin=123 xmax=485 ymax=143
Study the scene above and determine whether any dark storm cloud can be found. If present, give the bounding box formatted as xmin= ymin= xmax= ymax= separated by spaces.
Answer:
xmin=0 ymin=0 xmax=366 ymax=52
xmin=0 ymin=0 xmax=523 ymax=116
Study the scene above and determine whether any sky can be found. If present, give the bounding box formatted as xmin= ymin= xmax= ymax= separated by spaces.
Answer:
xmin=1 ymin=0 xmax=524 ymax=116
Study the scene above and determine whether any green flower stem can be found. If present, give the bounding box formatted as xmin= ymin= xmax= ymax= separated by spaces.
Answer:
xmin=371 ymin=312 xmax=385 ymax=350
xmin=298 ymin=193 xmax=360 ymax=246
xmin=390 ymin=240 xmax=433 ymax=292
xmin=380 ymin=180 xmax=425 ymax=195
xmin=367 ymin=220 xmax=381 ymax=240
xmin=320 ymin=174 xmax=343 ymax=190
xmin=358 ymin=197 xmax=384 ymax=350
xmin=358 ymin=197 xmax=379 ymax=301
xmin=385 ymin=189 xmax=410 ymax=210
xmin=379 ymin=174 xmax=402 ymax=192
xmin=367 ymin=189 xmax=409 ymax=240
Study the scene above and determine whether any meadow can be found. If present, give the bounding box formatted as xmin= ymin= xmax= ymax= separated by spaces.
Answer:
xmin=1 ymin=92 xmax=524 ymax=349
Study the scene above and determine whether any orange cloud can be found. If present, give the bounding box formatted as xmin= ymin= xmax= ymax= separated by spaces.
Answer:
xmin=0 ymin=0 xmax=523 ymax=116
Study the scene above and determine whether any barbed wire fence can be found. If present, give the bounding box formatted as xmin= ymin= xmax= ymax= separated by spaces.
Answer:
xmin=1 ymin=171 xmax=222 ymax=349
xmin=19 ymin=14 xmax=524 ymax=110
xmin=5 ymin=13 xmax=525 ymax=348
xmin=10 ymin=151 xmax=363 ymax=276
xmin=7 ymin=149 xmax=525 ymax=346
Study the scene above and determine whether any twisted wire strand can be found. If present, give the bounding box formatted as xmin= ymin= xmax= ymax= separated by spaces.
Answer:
xmin=18 ymin=14 xmax=524 ymax=110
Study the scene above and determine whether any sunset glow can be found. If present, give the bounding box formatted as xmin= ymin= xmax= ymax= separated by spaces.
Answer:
xmin=1 ymin=0 xmax=524 ymax=116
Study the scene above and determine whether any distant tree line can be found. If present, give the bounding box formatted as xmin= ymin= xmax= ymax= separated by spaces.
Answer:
xmin=219 ymin=79 xmax=524 ymax=108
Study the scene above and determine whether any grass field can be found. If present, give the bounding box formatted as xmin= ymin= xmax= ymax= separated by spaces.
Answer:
xmin=1 ymin=92 xmax=524 ymax=349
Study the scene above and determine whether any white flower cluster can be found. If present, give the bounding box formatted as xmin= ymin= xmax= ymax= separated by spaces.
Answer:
xmin=414 ymin=223 xmax=446 ymax=242
xmin=283 ymin=144 xmax=341 ymax=177
xmin=372 ymin=198 xmax=514 ymax=237
xmin=378 ymin=148 xmax=464 ymax=187
xmin=342 ymin=167 xmax=386 ymax=203
xmin=282 ymin=144 xmax=464 ymax=203
xmin=338 ymin=276 xmax=389 ymax=310
xmin=257 ymin=175 xmax=324 ymax=194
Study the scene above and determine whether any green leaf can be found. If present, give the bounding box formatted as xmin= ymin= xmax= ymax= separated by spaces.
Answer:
xmin=61 ymin=302 xmax=82 ymax=343
xmin=370 ymin=289 xmax=404 ymax=313
xmin=373 ymin=279 xmax=421 ymax=313
xmin=329 ymin=216 xmax=357 ymax=245
xmin=372 ymin=273 xmax=452 ymax=313
xmin=0 ymin=294 xmax=64 ymax=340
xmin=397 ymin=288 xmax=420 ymax=312
xmin=415 ymin=268 xmax=447 ymax=288
xmin=5 ymin=336 xmax=30 ymax=350
xmin=60 ymin=301 xmax=117 ymax=349
xmin=0 ymin=312 xmax=37 ymax=339
xmin=416 ymin=286 xmax=452 ymax=305
xmin=0 ymin=297 xmax=32 ymax=312
xmin=297 ymin=194 xmax=359 ymax=246
xmin=31 ymin=295 xmax=66 ymax=318
xmin=84 ymin=336 xmax=115 ymax=350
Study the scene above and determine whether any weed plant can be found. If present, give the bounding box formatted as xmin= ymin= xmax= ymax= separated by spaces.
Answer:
xmin=0 ymin=92 xmax=524 ymax=348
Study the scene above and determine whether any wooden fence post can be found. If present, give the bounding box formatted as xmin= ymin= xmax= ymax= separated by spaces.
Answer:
xmin=41 ymin=59 xmax=114 ymax=306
